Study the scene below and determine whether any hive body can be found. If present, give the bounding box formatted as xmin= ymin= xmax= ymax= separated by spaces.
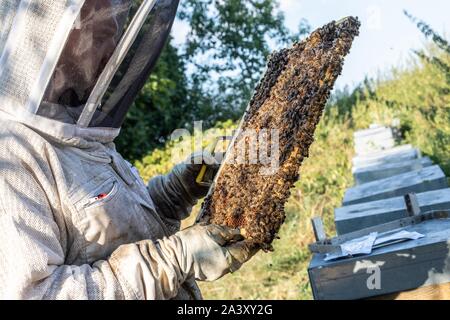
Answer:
xmin=200 ymin=17 xmax=361 ymax=249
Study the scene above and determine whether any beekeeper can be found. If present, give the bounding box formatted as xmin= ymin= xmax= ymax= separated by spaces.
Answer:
xmin=0 ymin=0 xmax=256 ymax=300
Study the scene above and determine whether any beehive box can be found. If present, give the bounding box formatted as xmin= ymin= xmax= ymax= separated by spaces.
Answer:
xmin=352 ymin=144 xmax=420 ymax=169
xmin=199 ymin=17 xmax=361 ymax=249
xmin=343 ymin=165 xmax=448 ymax=206
xmin=353 ymin=157 xmax=433 ymax=185
xmin=335 ymin=188 xmax=450 ymax=234
xmin=309 ymin=216 xmax=450 ymax=300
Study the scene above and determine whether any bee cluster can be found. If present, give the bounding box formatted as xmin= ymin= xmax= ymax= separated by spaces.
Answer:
xmin=201 ymin=17 xmax=361 ymax=251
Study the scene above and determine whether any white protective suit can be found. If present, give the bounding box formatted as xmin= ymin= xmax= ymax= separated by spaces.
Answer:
xmin=0 ymin=0 xmax=256 ymax=300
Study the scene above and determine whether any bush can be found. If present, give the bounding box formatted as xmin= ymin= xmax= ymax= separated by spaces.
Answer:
xmin=351 ymin=47 xmax=450 ymax=174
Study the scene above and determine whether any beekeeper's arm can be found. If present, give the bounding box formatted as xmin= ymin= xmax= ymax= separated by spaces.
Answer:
xmin=0 ymin=160 xmax=253 ymax=299
xmin=147 ymin=152 xmax=218 ymax=224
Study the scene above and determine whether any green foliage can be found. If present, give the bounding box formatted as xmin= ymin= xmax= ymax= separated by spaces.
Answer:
xmin=178 ymin=0 xmax=310 ymax=122
xmin=405 ymin=11 xmax=450 ymax=85
xmin=351 ymin=14 xmax=450 ymax=174
xmin=354 ymin=63 xmax=449 ymax=173
xmin=404 ymin=10 xmax=450 ymax=55
xmin=116 ymin=39 xmax=191 ymax=162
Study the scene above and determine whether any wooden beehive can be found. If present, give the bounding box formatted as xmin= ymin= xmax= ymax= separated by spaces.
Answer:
xmin=199 ymin=17 xmax=361 ymax=250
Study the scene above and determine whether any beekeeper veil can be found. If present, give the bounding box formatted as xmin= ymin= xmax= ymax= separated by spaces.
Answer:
xmin=0 ymin=0 xmax=179 ymax=137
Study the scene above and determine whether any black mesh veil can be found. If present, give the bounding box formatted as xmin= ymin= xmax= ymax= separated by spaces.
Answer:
xmin=37 ymin=0 xmax=180 ymax=128
xmin=89 ymin=0 xmax=180 ymax=128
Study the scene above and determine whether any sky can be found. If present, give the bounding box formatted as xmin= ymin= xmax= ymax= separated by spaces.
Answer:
xmin=172 ymin=0 xmax=450 ymax=90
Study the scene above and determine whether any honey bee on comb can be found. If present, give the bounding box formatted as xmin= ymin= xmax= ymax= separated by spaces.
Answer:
xmin=199 ymin=17 xmax=361 ymax=251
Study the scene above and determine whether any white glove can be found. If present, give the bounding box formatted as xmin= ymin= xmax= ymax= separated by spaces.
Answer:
xmin=176 ymin=223 xmax=258 ymax=281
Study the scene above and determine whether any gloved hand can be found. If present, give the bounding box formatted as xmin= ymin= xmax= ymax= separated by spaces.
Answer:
xmin=172 ymin=151 xmax=221 ymax=200
xmin=147 ymin=151 xmax=222 ymax=224
xmin=176 ymin=223 xmax=259 ymax=281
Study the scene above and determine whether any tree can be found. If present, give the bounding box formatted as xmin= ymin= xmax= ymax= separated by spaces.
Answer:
xmin=404 ymin=10 xmax=450 ymax=83
xmin=116 ymin=38 xmax=191 ymax=161
xmin=179 ymin=0 xmax=310 ymax=123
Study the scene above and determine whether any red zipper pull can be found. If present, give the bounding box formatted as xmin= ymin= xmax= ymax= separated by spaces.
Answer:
xmin=96 ymin=193 xmax=108 ymax=200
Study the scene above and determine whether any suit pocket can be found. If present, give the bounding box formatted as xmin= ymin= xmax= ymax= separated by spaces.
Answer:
xmin=81 ymin=180 xmax=119 ymax=210
xmin=74 ymin=177 xmax=150 ymax=262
